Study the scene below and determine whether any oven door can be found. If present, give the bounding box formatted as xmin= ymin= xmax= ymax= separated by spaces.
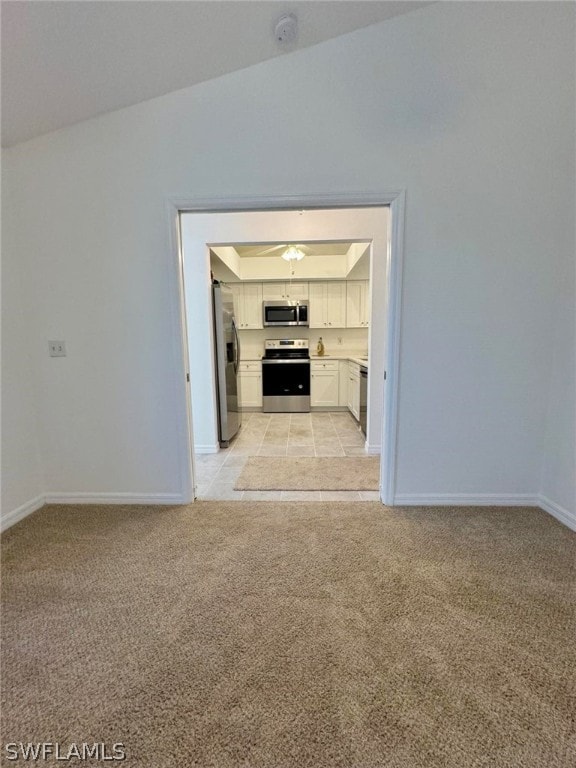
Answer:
xmin=262 ymin=359 xmax=311 ymax=413
xmin=263 ymin=301 xmax=299 ymax=327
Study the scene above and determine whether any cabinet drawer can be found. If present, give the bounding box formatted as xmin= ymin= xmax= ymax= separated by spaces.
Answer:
xmin=348 ymin=361 xmax=361 ymax=377
xmin=311 ymin=360 xmax=339 ymax=372
xmin=238 ymin=361 xmax=261 ymax=372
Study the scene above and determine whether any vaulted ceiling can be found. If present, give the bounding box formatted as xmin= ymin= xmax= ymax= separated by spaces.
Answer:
xmin=1 ymin=1 xmax=430 ymax=147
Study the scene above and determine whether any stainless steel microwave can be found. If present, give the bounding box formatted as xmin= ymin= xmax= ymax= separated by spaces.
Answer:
xmin=262 ymin=301 xmax=309 ymax=327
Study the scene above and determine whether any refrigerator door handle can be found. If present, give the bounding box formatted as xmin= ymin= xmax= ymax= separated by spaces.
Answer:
xmin=232 ymin=319 xmax=240 ymax=374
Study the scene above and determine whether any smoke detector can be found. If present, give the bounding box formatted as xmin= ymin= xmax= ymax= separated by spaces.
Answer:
xmin=274 ymin=14 xmax=298 ymax=44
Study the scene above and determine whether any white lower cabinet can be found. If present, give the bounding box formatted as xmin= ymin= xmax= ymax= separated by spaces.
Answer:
xmin=311 ymin=360 xmax=339 ymax=407
xmin=338 ymin=361 xmax=349 ymax=407
xmin=238 ymin=362 xmax=262 ymax=408
xmin=348 ymin=362 xmax=361 ymax=421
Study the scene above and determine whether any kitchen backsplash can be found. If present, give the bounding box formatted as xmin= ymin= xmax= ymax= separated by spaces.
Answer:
xmin=238 ymin=327 xmax=369 ymax=359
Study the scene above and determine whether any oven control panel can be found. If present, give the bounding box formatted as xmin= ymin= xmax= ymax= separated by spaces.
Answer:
xmin=265 ymin=339 xmax=309 ymax=350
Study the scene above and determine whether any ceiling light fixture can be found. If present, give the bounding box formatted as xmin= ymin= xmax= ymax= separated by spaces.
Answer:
xmin=281 ymin=245 xmax=305 ymax=262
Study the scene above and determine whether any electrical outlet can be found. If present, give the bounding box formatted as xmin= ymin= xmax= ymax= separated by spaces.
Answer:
xmin=48 ymin=340 xmax=66 ymax=357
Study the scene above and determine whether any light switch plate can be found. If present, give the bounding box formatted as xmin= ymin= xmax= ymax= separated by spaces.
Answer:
xmin=48 ymin=340 xmax=66 ymax=357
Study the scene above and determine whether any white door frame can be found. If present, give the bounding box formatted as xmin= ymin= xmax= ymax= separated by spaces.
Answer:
xmin=167 ymin=192 xmax=406 ymax=505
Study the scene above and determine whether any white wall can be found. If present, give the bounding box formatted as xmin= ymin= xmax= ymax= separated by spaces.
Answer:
xmin=180 ymin=208 xmax=387 ymax=453
xmin=539 ymin=177 xmax=576 ymax=525
xmin=238 ymin=328 xmax=369 ymax=361
xmin=2 ymin=2 xmax=574 ymax=522
xmin=1 ymin=162 xmax=45 ymax=524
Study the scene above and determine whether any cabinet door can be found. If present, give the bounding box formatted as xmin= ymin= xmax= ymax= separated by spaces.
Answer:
xmin=261 ymin=282 xmax=286 ymax=301
xmin=354 ymin=381 xmax=360 ymax=421
xmin=338 ymin=361 xmax=349 ymax=406
xmin=346 ymin=281 xmax=370 ymax=327
xmin=348 ymin=362 xmax=360 ymax=420
xmin=241 ymin=283 xmax=263 ymax=329
xmin=361 ymin=281 xmax=370 ymax=327
xmin=347 ymin=374 xmax=355 ymax=413
xmin=350 ymin=375 xmax=360 ymax=421
xmin=308 ymin=282 xmax=326 ymax=328
xmin=262 ymin=282 xmax=309 ymax=302
xmin=311 ymin=370 xmax=339 ymax=407
xmin=348 ymin=377 xmax=360 ymax=420
xmin=346 ymin=281 xmax=364 ymax=328
xmin=229 ymin=284 xmax=244 ymax=327
xmin=326 ymin=282 xmax=347 ymax=328
xmin=286 ymin=282 xmax=309 ymax=301
xmin=239 ymin=371 xmax=262 ymax=408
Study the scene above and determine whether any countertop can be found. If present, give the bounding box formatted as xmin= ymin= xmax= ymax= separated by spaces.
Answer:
xmin=310 ymin=352 xmax=368 ymax=367
xmin=241 ymin=353 xmax=369 ymax=367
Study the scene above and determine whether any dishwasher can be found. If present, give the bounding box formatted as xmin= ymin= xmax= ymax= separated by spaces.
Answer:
xmin=359 ymin=365 xmax=368 ymax=437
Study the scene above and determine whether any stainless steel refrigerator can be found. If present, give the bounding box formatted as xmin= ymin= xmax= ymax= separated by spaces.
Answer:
xmin=212 ymin=282 xmax=242 ymax=447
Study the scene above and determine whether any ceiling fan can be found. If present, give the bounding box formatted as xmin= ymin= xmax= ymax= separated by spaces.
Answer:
xmin=256 ymin=243 xmax=314 ymax=261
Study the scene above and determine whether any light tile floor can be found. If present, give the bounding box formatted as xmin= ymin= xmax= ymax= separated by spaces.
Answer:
xmin=195 ymin=411 xmax=381 ymax=501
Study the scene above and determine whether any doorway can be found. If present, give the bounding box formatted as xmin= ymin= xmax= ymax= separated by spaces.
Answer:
xmin=171 ymin=194 xmax=405 ymax=504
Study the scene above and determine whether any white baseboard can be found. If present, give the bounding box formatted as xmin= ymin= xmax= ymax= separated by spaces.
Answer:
xmin=393 ymin=493 xmax=537 ymax=507
xmin=44 ymin=492 xmax=186 ymax=506
xmin=537 ymin=495 xmax=576 ymax=532
xmin=1 ymin=495 xmax=45 ymax=532
xmin=194 ymin=444 xmax=219 ymax=454
xmin=311 ymin=406 xmax=349 ymax=412
xmin=365 ymin=443 xmax=380 ymax=455
xmin=4 ymin=491 xmax=573 ymax=535
xmin=1 ymin=491 xmax=190 ymax=533
xmin=392 ymin=493 xmax=576 ymax=533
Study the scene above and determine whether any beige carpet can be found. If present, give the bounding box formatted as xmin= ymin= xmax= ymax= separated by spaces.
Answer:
xmin=2 ymin=502 xmax=575 ymax=768
xmin=234 ymin=456 xmax=380 ymax=490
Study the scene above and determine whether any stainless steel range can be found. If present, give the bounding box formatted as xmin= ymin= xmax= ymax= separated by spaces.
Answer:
xmin=262 ymin=339 xmax=310 ymax=413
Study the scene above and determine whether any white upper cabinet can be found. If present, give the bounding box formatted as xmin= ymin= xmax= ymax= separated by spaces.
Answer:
xmin=261 ymin=282 xmax=285 ymax=302
xmin=327 ymin=282 xmax=347 ymax=327
xmin=308 ymin=283 xmax=325 ymax=327
xmin=346 ymin=281 xmax=370 ymax=328
xmin=309 ymin=281 xmax=346 ymax=328
xmin=231 ymin=279 xmax=367 ymax=331
xmin=286 ymin=282 xmax=309 ymax=301
xmin=230 ymin=283 xmax=263 ymax=329
xmin=261 ymin=281 xmax=309 ymax=302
